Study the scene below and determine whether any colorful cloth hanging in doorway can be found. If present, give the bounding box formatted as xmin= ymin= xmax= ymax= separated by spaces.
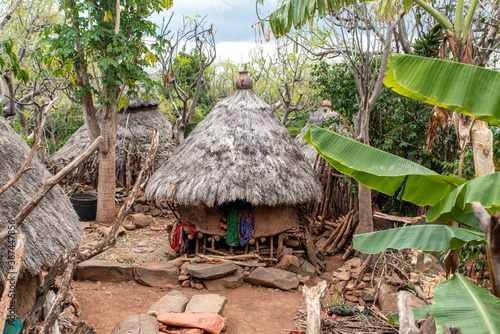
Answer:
xmin=225 ymin=208 xmax=239 ymax=246
xmin=238 ymin=209 xmax=255 ymax=246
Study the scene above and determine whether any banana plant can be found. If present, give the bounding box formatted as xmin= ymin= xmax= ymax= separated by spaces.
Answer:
xmin=305 ymin=124 xmax=500 ymax=331
xmin=388 ymin=274 xmax=500 ymax=334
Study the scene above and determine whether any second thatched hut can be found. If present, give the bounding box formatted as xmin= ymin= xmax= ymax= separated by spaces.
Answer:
xmin=146 ymin=69 xmax=322 ymax=252
xmin=46 ymin=95 xmax=174 ymax=188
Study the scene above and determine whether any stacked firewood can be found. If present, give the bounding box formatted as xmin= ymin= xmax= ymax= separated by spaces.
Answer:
xmin=314 ymin=210 xmax=358 ymax=256
xmin=310 ymin=155 xmax=356 ymax=224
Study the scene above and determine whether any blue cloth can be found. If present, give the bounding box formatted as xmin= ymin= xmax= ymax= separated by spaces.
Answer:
xmin=238 ymin=209 xmax=255 ymax=246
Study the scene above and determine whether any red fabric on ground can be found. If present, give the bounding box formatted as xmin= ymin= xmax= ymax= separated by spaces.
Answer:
xmin=157 ymin=312 xmax=225 ymax=334
xmin=171 ymin=222 xmax=198 ymax=253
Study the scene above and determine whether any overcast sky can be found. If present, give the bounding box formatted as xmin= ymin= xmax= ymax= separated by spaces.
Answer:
xmin=152 ymin=0 xmax=278 ymax=63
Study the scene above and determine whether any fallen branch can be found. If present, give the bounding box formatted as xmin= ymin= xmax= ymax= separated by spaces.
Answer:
xmin=197 ymin=254 xmax=266 ymax=267
xmin=0 ymin=136 xmax=103 ymax=244
xmin=373 ymin=212 xmax=424 ymax=225
xmin=0 ymin=233 xmax=25 ymax=333
xmin=0 ymin=102 xmax=52 ymax=197
xmin=78 ymin=130 xmax=159 ymax=261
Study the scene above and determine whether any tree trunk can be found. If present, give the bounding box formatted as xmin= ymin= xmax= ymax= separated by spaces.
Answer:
xmin=354 ymin=103 xmax=374 ymax=237
xmin=96 ymin=107 xmax=118 ymax=225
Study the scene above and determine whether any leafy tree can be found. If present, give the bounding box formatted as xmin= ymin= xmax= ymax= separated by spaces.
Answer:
xmin=40 ymin=0 xmax=173 ymax=225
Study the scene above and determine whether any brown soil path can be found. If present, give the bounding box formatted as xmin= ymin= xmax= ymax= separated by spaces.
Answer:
xmin=72 ymin=281 xmax=305 ymax=334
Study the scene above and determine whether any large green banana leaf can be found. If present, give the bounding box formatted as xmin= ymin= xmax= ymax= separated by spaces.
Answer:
xmin=433 ymin=274 xmax=500 ymax=333
xmin=262 ymin=0 xmax=414 ymax=38
xmin=427 ymin=172 xmax=500 ymax=223
xmin=385 ymin=54 xmax=500 ymax=126
xmin=303 ymin=125 xmax=465 ymax=206
xmin=264 ymin=0 xmax=361 ymax=37
xmin=353 ymin=225 xmax=485 ymax=254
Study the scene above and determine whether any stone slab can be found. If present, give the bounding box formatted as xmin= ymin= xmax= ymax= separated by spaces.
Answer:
xmin=110 ymin=314 xmax=158 ymax=334
xmin=74 ymin=260 xmax=133 ymax=282
xmin=184 ymin=294 xmax=228 ymax=315
xmin=186 ymin=262 xmax=238 ymax=280
xmin=245 ymin=267 xmax=299 ymax=291
xmin=134 ymin=262 xmax=179 ymax=287
xmin=203 ymin=267 xmax=244 ymax=291
xmin=148 ymin=290 xmax=190 ymax=314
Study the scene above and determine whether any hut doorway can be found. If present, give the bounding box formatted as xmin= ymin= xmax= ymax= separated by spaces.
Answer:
xmin=218 ymin=200 xmax=255 ymax=248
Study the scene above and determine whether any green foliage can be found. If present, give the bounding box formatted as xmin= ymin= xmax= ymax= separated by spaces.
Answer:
xmin=310 ymin=62 xmax=358 ymax=124
xmin=37 ymin=0 xmax=173 ymax=108
xmin=456 ymin=243 xmax=487 ymax=272
xmin=171 ymin=47 xmax=213 ymax=107
xmin=0 ymin=38 xmax=29 ymax=83
xmin=45 ymin=105 xmax=85 ymax=155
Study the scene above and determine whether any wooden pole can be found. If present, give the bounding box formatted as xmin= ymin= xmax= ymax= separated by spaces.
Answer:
xmin=302 ymin=280 xmax=327 ymax=334
xmin=270 ymin=236 xmax=274 ymax=258
xmin=277 ymin=234 xmax=284 ymax=255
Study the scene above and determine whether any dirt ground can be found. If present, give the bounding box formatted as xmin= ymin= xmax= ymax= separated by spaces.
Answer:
xmin=72 ymin=280 xmax=306 ymax=333
xmin=74 ymin=215 xmax=348 ymax=333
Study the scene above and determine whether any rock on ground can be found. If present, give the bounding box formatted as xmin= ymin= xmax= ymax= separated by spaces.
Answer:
xmin=186 ymin=262 xmax=238 ymax=280
xmin=297 ymin=260 xmax=316 ymax=278
xmin=129 ymin=213 xmax=151 ymax=228
xmin=184 ymin=294 xmax=228 ymax=315
xmin=148 ymin=290 xmax=190 ymax=314
xmin=245 ymin=267 xmax=299 ymax=291
xmin=275 ymin=255 xmax=300 ymax=273
xmin=203 ymin=267 xmax=244 ymax=291
xmin=381 ymin=290 xmax=427 ymax=315
xmin=110 ymin=314 xmax=158 ymax=334
xmin=74 ymin=260 xmax=134 ymax=282
xmin=134 ymin=262 xmax=179 ymax=287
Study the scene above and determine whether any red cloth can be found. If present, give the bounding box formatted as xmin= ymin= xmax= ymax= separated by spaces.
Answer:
xmin=172 ymin=222 xmax=198 ymax=253
xmin=157 ymin=312 xmax=225 ymax=334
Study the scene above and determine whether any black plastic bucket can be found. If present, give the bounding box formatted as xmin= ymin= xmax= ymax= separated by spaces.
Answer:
xmin=70 ymin=192 xmax=98 ymax=221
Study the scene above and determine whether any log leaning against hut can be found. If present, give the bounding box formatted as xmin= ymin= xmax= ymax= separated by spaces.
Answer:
xmin=46 ymin=95 xmax=174 ymax=189
xmin=146 ymin=69 xmax=323 ymax=256
xmin=0 ymin=118 xmax=81 ymax=320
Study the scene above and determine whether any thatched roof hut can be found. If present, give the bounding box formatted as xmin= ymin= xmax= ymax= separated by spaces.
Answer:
xmin=295 ymin=102 xmax=352 ymax=167
xmin=46 ymin=96 xmax=173 ymax=188
xmin=146 ymin=70 xmax=322 ymax=241
xmin=0 ymin=117 xmax=81 ymax=317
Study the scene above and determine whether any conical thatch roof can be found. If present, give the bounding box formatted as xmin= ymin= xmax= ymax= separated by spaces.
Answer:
xmin=295 ymin=106 xmax=352 ymax=167
xmin=46 ymin=103 xmax=173 ymax=186
xmin=146 ymin=88 xmax=322 ymax=207
xmin=0 ymin=118 xmax=81 ymax=282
